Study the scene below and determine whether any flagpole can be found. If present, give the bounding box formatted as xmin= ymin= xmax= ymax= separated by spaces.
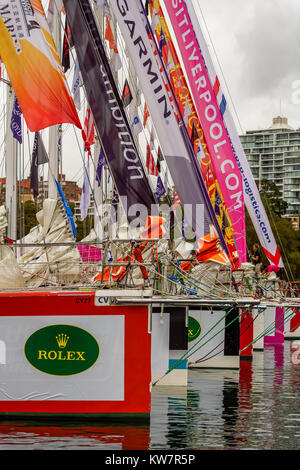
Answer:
xmin=5 ymin=85 xmax=18 ymax=243
xmin=48 ymin=6 xmax=61 ymax=199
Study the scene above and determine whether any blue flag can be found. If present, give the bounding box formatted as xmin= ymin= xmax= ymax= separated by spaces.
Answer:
xmin=10 ymin=96 xmax=22 ymax=144
xmin=96 ymin=148 xmax=106 ymax=187
xmin=156 ymin=176 xmax=166 ymax=203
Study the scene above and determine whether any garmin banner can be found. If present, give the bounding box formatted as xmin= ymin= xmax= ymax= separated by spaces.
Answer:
xmin=110 ymin=0 xmax=228 ymax=248
xmin=63 ymin=0 xmax=157 ymax=225
xmin=185 ymin=0 xmax=283 ymax=268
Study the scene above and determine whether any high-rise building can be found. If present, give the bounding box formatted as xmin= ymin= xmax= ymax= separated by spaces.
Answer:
xmin=240 ymin=116 xmax=300 ymax=216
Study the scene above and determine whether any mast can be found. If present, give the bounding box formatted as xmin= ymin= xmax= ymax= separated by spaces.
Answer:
xmin=48 ymin=6 xmax=61 ymax=199
xmin=5 ymin=85 xmax=17 ymax=241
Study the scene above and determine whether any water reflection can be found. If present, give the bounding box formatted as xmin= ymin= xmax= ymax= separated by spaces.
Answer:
xmin=0 ymin=342 xmax=299 ymax=450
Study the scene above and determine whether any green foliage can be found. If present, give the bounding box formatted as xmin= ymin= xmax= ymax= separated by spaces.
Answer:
xmin=259 ymin=179 xmax=288 ymax=216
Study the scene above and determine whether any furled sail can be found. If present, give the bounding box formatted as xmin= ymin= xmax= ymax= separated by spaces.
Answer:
xmin=0 ymin=0 xmax=81 ymax=131
xmin=63 ymin=0 xmax=157 ymax=226
xmin=185 ymin=1 xmax=283 ymax=268
xmin=109 ymin=0 xmax=228 ymax=250
xmin=163 ymin=0 xmax=247 ymax=262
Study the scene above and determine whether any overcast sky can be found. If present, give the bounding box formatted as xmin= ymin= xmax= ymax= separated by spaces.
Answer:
xmin=192 ymin=0 xmax=300 ymax=133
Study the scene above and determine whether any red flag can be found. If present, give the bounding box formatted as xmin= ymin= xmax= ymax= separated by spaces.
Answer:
xmin=143 ymin=102 xmax=150 ymax=127
xmin=146 ymin=145 xmax=158 ymax=176
xmin=105 ymin=17 xmax=118 ymax=53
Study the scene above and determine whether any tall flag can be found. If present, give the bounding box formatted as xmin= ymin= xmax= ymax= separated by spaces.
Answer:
xmin=30 ymin=132 xmax=49 ymax=197
xmin=72 ymin=58 xmax=81 ymax=110
xmin=110 ymin=0 xmax=228 ymax=250
xmin=82 ymin=107 xmax=94 ymax=156
xmin=0 ymin=0 xmax=81 ymax=132
xmin=80 ymin=158 xmax=91 ymax=220
xmin=146 ymin=145 xmax=158 ymax=176
xmin=10 ymin=96 xmax=22 ymax=144
xmin=96 ymin=148 xmax=106 ymax=187
xmin=64 ymin=0 xmax=158 ymax=227
xmin=61 ymin=16 xmax=71 ymax=73
xmin=149 ymin=0 xmax=238 ymax=266
xmin=122 ymin=79 xmax=133 ymax=108
xmin=163 ymin=0 xmax=246 ymax=262
xmin=185 ymin=0 xmax=283 ymax=267
xmin=156 ymin=176 xmax=166 ymax=202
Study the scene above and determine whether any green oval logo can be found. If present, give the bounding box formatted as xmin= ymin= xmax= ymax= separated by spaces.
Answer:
xmin=24 ymin=324 xmax=99 ymax=376
xmin=188 ymin=316 xmax=201 ymax=343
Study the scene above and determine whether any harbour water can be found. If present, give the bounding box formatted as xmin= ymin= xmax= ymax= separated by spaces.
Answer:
xmin=0 ymin=341 xmax=299 ymax=450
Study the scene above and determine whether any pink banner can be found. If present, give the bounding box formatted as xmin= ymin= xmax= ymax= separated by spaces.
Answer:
xmin=164 ymin=1 xmax=246 ymax=262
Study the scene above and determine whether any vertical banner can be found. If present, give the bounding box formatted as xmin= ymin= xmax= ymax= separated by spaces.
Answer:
xmin=185 ymin=1 xmax=283 ymax=268
xmin=0 ymin=0 xmax=81 ymax=131
xmin=150 ymin=0 xmax=238 ymax=265
xmin=163 ymin=0 xmax=246 ymax=262
xmin=63 ymin=0 xmax=157 ymax=225
xmin=109 ymin=0 xmax=228 ymax=250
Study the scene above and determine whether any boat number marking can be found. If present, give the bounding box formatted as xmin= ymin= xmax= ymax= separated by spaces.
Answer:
xmin=95 ymin=296 xmax=111 ymax=306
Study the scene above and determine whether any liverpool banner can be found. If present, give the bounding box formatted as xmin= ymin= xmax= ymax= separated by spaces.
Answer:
xmin=0 ymin=0 xmax=81 ymax=131
xmin=185 ymin=1 xmax=283 ymax=268
xmin=163 ymin=0 xmax=247 ymax=262
xmin=63 ymin=0 xmax=157 ymax=224
xmin=110 ymin=0 xmax=227 ymax=248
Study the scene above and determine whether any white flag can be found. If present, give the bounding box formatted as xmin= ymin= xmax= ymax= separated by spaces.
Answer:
xmin=131 ymin=113 xmax=143 ymax=136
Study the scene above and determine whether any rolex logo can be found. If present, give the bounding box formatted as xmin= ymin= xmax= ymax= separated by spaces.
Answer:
xmin=56 ymin=334 xmax=69 ymax=349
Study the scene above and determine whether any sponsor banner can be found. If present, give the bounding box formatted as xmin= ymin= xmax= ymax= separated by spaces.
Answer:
xmin=0 ymin=0 xmax=81 ymax=131
xmin=110 ymin=0 xmax=228 ymax=247
xmin=164 ymin=0 xmax=246 ymax=262
xmin=63 ymin=0 xmax=157 ymax=225
xmin=185 ymin=0 xmax=283 ymax=268
xmin=0 ymin=315 xmax=124 ymax=401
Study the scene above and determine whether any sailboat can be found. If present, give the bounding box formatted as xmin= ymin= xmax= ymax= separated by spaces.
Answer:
xmin=0 ymin=0 xmax=299 ymax=420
